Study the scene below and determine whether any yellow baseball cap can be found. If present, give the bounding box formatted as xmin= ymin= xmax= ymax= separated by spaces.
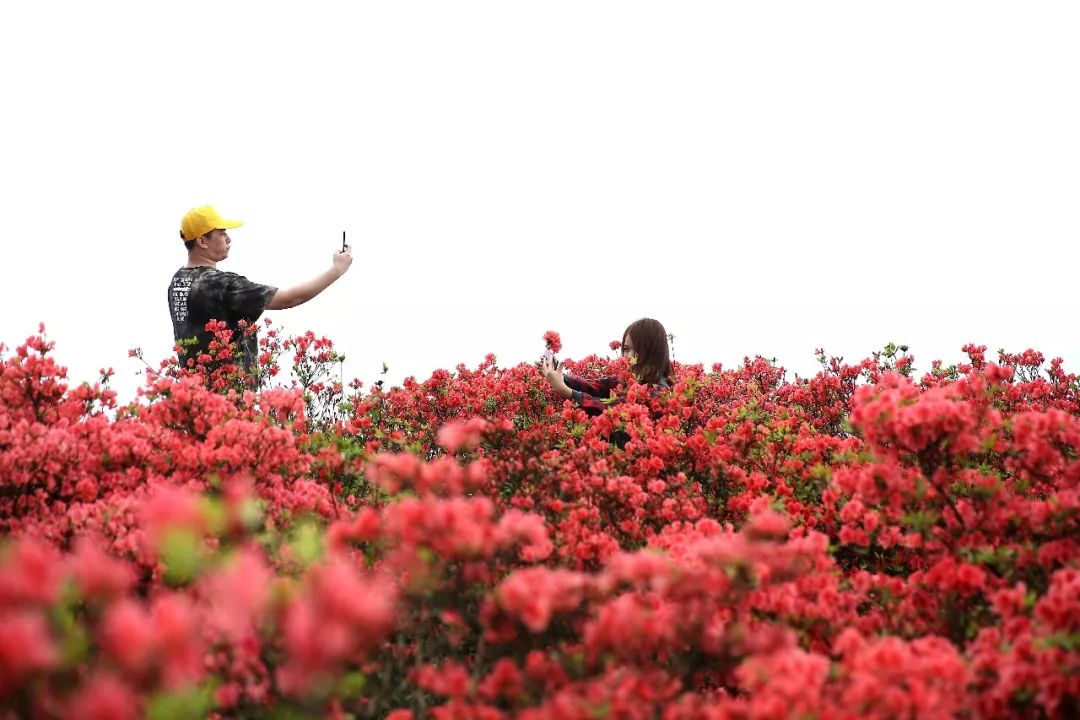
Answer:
xmin=180 ymin=205 xmax=245 ymax=242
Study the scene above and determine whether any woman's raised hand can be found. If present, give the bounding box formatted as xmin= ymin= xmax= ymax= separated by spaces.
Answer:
xmin=537 ymin=354 xmax=572 ymax=398
xmin=537 ymin=353 xmax=560 ymax=383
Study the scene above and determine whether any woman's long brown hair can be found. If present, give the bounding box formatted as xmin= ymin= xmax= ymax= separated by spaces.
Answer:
xmin=622 ymin=318 xmax=672 ymax=385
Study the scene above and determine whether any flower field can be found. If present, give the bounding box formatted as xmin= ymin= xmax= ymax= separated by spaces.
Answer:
xmin=1 ymin=323 xmax=1077 ymax=719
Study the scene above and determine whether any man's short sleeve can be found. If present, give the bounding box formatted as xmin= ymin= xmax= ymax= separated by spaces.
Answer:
xmin=223 ymin=274 xmax=278 ymax=322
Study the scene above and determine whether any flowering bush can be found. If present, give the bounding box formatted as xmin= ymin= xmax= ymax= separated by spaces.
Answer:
xmin=0 ymin=324 xmax=1077 ymax=718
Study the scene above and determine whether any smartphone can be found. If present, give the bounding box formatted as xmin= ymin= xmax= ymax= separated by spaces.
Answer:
xmin=342 ymin=230 xmax=347 ymax=253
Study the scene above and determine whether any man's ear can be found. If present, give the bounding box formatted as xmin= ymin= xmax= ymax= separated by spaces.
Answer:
xmin=196 ymin=235 xmax=209 ymax=249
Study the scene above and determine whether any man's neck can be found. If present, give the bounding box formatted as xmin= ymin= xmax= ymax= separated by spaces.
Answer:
xmin=185 ymin=252 xmax=217 ymax=269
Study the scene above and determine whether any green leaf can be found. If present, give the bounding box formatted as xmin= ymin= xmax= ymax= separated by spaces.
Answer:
xmin=269 ymin=708 xmax=308 ymax=720
xmin=160 ymin=529 xmax=204 ymax=586
xmin=900 ymin=510 xmax=940 ymax=535
xmin=199 ymin=496 xmax=227 ymax=535
xmin=147 ymin=683 xmax=216 ymax=720
xmin=292 ymin=522 xmax=324 ymax=567
xmin=61 ymin=624 xmax=90 ymax=664
xmin=52 ymin=587 xmax=90 ymax=663
xmin=589 ymin=701 xmax=612 ymax=719
xmin=1035 ymin=632 xmax=1080 ymax=652
xmin=239 ymin=498 xmax=265 ymax=531
xmin=337 ymin=671 xmax=367 ymax=699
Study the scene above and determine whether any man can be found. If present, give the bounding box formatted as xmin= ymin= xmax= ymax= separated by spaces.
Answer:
xmin=168 ymin=204 xmax=353 ymax=370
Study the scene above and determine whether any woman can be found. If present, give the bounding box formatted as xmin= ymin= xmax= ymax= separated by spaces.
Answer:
xmin=538 ymin=318 xmax=672 ymax=416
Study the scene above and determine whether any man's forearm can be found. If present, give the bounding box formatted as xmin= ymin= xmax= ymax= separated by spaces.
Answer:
xmin=267 ymin=267 xmax=344 ymax=310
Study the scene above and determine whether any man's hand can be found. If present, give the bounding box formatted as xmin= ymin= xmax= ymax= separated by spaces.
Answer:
xmin=333 ymin=246 xmax=354 ymax=277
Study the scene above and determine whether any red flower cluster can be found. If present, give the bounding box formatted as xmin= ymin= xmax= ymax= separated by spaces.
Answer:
xmin=542 ymin=331 xmax=562 ymax=354
xmin=1 ymin=326 xmax=1078 ymax=718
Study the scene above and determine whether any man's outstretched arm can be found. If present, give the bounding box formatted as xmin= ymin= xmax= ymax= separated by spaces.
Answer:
xmin=267 ymin=248 xmax=353 ymax=310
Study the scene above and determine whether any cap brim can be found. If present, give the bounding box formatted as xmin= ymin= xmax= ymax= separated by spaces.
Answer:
xmin=219 ymin=219 xmax=244 ymax=230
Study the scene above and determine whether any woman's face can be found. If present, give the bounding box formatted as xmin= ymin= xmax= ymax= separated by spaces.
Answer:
xmin=621 ymin=334 xmax=637 ymax=364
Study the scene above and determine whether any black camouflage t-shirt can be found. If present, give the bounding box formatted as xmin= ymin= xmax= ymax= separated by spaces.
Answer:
xmin=167 ymin=267 xmax=278 ymax=369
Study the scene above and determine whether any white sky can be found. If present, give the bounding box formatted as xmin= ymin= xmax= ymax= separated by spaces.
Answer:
xmin=1 ymin=2 xmax=1078 ymax=402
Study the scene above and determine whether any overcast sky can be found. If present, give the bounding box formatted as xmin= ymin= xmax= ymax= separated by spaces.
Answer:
xmin=1 ymin=1 xmax=1077 ymax=402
